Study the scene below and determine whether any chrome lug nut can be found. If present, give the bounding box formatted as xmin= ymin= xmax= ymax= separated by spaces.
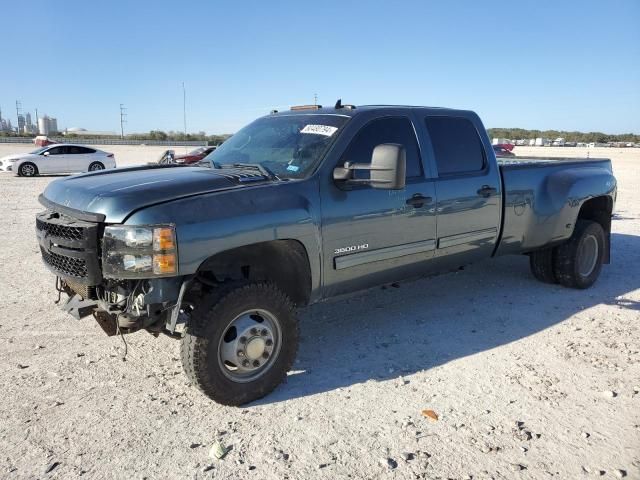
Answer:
xmin=239 ymin=336 xmax=247 ymax=344
xmin=242 ymin=360 xmax=250 ymax=367
xmin=250 ymin=328 xmax=258 ymax=335
xmin=237 ymin=350 xmax=245 ymax=357
xmin=252 ymin=360 xmax=260 ymax=367
xmin=265 ymin=339 xmax=273 ymax=347
xmin=260 ymin=329 xmax=268 ymax=336
xmin=262 ymin=352 xmax=269 ymax=359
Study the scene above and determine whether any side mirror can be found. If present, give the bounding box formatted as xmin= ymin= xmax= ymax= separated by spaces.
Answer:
xmin=43 ymin=151 xmax=50 ymax=156
xmin=333 ymin=143 xmax=406 ymax=190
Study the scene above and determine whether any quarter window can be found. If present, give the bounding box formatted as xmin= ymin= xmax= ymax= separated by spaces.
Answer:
xmin=342 ymin=117 xmax=423 ymax=179
xmin=425 ymin=116 xmax=485 ymax=175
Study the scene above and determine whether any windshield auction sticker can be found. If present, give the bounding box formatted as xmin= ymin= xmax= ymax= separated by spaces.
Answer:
xmin=300 ymin=124 xmax=338 ymax=136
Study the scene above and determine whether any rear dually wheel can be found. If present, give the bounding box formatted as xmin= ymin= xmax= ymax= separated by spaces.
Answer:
xmin=553 ymin=220 xmax=605 ymax=289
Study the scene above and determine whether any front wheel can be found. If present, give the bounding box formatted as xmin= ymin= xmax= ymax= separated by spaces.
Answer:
xmin=553 ymin=220 xmax=606 ymax=289
xmin=19 ymin=163 xmax=38 ymax=177
xmin=180 ymin=283 xmax=299 ymax=405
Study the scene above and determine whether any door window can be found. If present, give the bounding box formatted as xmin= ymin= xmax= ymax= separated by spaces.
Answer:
xmin=342 ymin=117 xmax=423 ymax=179
xmin=45 ymin=146 xmax=66 ymax=155
xmin=425 ymin=116 xmax=485 ymax=176
xmin=68 ymin=146 xmax=95 ymax=154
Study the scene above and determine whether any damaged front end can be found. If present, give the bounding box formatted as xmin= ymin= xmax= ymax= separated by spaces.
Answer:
xmin=56 ymin=276 xmax=187 ymax=337
xmin=37 ymin=207 xmax=189 ymax=338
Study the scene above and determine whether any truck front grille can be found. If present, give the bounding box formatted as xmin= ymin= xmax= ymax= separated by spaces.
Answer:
xmin=36 ymin=218 xmax=84 ymax=241
xmin=40 ymin=246 xmax=88 ymax=278
xmin=36 ymin=210 xmax=102 ymax=285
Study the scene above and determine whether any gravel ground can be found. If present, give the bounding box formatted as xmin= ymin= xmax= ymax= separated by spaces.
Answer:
xmin=0 ymin=145 xmax=638 ymax=479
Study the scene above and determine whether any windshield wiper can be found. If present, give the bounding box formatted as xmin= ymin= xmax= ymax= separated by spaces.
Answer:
xmin=222 ymin=163 xmax=281 ymax=181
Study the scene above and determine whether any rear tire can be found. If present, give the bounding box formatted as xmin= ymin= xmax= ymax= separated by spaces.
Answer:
xmin=88 ymin=162 xmax=105 ymax=172
xmin=553 ymin=220 xmax=605 ymax=289
xmin=19 ymin=162 xmax=38 ymax=177
xmin=180 ymin=283 xmax=299 ymax=406
xmin=529 ymin=248 xmax=557 ymax=284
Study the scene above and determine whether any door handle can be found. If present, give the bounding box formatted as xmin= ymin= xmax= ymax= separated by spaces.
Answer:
xmin=406 ymin=194 xmax=432 ymax=208
xmin=477 ymin=185 xmax=497 ymax=197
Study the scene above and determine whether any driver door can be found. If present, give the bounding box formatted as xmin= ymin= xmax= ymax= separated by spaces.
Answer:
xmin=40 ymin=146 xmax=69 ymax=173
xmin=320 ymin=115 xmax=438 ymax=297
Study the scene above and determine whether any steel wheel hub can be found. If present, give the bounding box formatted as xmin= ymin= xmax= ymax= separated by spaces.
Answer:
xmin=578 ymin=234 xmax=598 ymax=277
xmin=218 ymin=309 xmax=280 ymax=383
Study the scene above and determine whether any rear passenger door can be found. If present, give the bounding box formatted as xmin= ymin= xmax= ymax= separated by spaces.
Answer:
xmin=422 ymin=115 xmax=502 ymax=263
xmin=67 ymin=146 xmax=96 ymax=172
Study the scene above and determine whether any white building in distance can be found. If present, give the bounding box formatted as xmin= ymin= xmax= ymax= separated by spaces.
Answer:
xmin=38 ymin=115 xmax=58 ymax=135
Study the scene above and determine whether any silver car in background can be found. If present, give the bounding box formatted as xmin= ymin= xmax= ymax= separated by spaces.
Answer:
xmin=0 ymin=144 xmax=116 ymax=176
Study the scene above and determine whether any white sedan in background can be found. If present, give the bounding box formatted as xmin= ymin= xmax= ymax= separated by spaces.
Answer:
xmin=0 ymin=144 xmax=116 ymax=176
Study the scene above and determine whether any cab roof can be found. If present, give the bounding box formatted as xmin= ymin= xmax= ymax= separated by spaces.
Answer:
xmin=270 ymin=103 xmax=473 ymax=118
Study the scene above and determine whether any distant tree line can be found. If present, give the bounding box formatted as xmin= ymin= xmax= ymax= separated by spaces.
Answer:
xmin=487 ymin=128 xmax=639 ymax=144
xmin=0 ymin=130 xmax=232 ymax=145
xmin=124 ymin=131 xmax=231 ymax=144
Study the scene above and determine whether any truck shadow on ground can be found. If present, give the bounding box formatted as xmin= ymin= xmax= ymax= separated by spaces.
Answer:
xmin=255 ymin=232 xmax=639 ymax=405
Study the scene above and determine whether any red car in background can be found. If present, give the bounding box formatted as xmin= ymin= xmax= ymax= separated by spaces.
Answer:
xmin=174 ymin=146 xmax=217 ymax=164
xmin=494 ymin=143 xmax=514 ymax=152
xmin=493 ymin=144 xmax=516 ymax=158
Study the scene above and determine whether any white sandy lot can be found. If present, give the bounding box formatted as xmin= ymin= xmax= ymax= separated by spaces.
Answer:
xmin=0 ymin=144 xmax=638 ymax=479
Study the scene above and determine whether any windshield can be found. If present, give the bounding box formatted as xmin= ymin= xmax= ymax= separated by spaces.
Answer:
xmin=188 ymin=147 xmax=205 ymax=155
xmin=30 ymin=147 xmax=49 ymax=154
xmin=202 ymin=114 xmax=349 ymax=179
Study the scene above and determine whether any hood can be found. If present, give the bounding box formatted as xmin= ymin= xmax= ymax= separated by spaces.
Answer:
xmin=1 ymin=153 xmax=36 ymax=162
xmin=41 ymin=165 xmax=268 ymax=223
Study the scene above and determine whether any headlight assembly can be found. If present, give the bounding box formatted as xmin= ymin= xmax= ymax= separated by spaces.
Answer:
xmin=102 ymin=225 xmax=177 ymax=278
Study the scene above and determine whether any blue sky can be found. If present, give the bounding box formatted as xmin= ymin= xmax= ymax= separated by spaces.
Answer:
xmin=2 ymin=0 xmax=639 ymax=134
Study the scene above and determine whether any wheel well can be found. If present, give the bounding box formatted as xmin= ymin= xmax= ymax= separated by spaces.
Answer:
xmin=577 ymin=196 xmax=613 ymax=262
xmin=578 ymin=196 xmax=612 ymax=233
xmin=196 ymin=240 xmax=312 ymax=306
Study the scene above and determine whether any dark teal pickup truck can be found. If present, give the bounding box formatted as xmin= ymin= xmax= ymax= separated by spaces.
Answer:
xmin=36 ymin=103 xmax=616 ymax=405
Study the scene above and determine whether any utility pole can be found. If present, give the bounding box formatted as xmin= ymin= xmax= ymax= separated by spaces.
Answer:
xmin=182 ymin=82 xmax=187 ymax=152
xmin=119 ymin=104 xmax=127 ymax=139
xmin=314 ymin=93 xmax=318 ymax=106
xmin=182 ymin=82 xmax=187 ymax=135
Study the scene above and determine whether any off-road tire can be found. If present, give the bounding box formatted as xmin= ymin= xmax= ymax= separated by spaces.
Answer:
xmin=553 ymin=220 xmax=605 ymax=289
xmin=180 ymin=282 xmax=299 ymax=406
xmin=19 ymin=162 xmax=38 ymax=177
xmin=529 ymin=248 xmax=557 ymax=284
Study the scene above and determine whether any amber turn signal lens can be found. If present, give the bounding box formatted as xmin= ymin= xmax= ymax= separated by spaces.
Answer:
xmin=153 ymin=227 xmax=176 ymax=251
xmin=153 ymin=253 xmax=176 ymax=275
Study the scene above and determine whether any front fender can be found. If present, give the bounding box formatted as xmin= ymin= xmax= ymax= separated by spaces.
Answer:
xmin=124 ymin=180 xmax=323 ymax=299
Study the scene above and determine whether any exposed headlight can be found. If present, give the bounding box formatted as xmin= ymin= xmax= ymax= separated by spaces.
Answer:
xmin=102 ymin=225 xmax=177 ymax=278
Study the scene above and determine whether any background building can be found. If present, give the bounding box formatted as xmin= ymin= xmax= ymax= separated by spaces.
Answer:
xmin=25 ymin=112 xmax=35 ymax=133
xmin=38 ymin=115 xmax=58 ymax=135
xmin=17 ymin=114 xmax=25 ymax=133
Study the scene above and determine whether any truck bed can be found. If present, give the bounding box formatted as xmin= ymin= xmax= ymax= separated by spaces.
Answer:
xmin=497 ymin=156 xmax=611 ymax=169
xmin=495 ymin=156 xmax=614 ymax=257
